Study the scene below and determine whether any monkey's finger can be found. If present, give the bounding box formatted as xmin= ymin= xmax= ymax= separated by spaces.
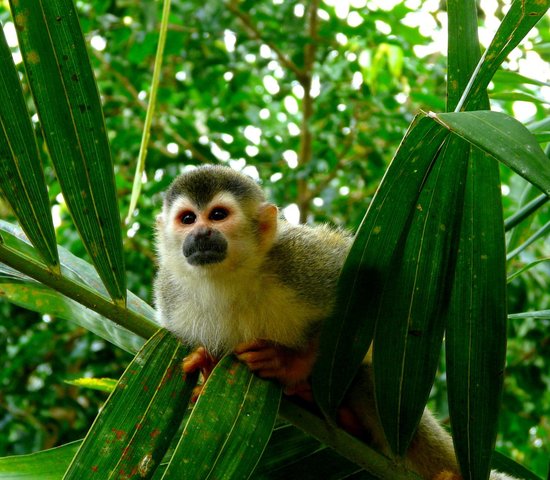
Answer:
xmin=235 ymin=347 xmax=279 ymax=364
xmin=182 ymin=346 xmax=211 ymax=373
xmin=238 ymin=355 xmax=282 ymax=372
xmin=236 ymin=351 xmax=286 ymax=377
xmin=234 ymin=339 xmax=271 ymax=354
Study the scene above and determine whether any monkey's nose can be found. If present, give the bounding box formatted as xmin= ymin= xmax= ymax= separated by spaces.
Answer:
xmin=193 ymin=226 xmax=213 ymax=239
xmin=182 ymin=228 xmax=228 ymax=266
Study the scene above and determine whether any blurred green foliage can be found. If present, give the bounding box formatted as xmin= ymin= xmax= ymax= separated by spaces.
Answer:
xmin=0 ymin=0 xmax=548 ymax=475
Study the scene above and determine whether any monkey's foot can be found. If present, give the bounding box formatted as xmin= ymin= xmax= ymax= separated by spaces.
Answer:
xmin=235 ymin=339 xmax=317 ymax=399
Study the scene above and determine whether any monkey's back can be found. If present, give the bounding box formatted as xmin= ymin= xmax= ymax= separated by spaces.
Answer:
xmin=266 ymin=222 xmax=352 ymax=310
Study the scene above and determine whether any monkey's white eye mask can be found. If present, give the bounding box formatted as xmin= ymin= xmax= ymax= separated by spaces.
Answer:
xmin=164 ymin=192 xmax=244 ymax=268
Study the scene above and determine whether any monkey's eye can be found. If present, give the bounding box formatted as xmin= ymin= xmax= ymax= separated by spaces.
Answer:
xmin=209 ymin=207 xmax=229 ymax=221
xmin=180 ymin=211 xmax=196 ymax=225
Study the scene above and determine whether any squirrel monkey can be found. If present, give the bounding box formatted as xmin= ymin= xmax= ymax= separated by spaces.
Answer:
xmin=154 ymin=165 xmax=518 ymax=480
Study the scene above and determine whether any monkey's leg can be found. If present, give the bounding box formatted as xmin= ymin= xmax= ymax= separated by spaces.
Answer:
xmin=345 ymin=365 xmax=461 ymax=480
xmin=346 ymin=366 xmax=521 ymax=480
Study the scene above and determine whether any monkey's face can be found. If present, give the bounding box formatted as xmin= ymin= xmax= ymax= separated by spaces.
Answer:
xmin=159 ymin=191 xmax=277 ymax=274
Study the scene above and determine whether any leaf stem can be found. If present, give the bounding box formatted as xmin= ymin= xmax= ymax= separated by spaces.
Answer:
xmin=126 ymin=0 xmax=172 ymax=224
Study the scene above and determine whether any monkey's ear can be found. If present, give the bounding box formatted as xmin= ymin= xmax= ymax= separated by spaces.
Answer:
xmin=155 ymin=213 xmax=164 ymax=228
xmin=258 ymin=203 xmax=278 ymax=250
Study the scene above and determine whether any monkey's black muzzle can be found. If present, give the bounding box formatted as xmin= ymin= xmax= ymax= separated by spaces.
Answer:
xmin=183 ymin=227 xmax=228 ymax=266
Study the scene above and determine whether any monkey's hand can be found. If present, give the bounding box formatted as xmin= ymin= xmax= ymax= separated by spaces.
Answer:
xmin=234 ymin=339 xmax=318 ymax=401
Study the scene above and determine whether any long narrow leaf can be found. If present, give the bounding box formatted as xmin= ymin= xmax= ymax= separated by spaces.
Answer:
xmin=506 ymin=183 xmax=549 ymax=258
xmin=429 ymin=110 xmax=550 ymax=196
xmin=253 ymin=424 xmax=322 ymax=477
xmin=313 ymin=115 xmax=449 ymax=417
xmin=256 ymin=424 xmax=377 ymax=480
xmin=0 ymin=26 xmax=58 ymax=269
xmin=445 ymin=2 xmax=509 ymax=479
xmin=0 ymin=441 xmax=81 ymax=480
xmin=0 ymin=220 xmax=45 ymax=266
xmin=0 ymin=278 xmax=144 ymax=354
xmin=257 ymin=448 xmax=371 ymax=480
xmin=504 ymin=193 xmax=549 ymax=232
xmin=506 ymin=220 xmax=550 ymax=260
xmin=457 ymin=0 xmax=549 ymax=111
xmin=373 ymin=135 xmax=469 ymax=454
xmin=508 ymin=310 xmax=550 ymax=320
xmin=63 ymin=329 xmax=196 ymax=480
xmin=492 ymin=452 xmax=543 ymax=480
xmin=446 ymin=147 xmax=507 ymax=480
xmin=9 ymin=0 xmax=126 ymax=304
xmin=66 ymin=377 xmax=118 ymax=393
xmin=162 ymin=356 xmax=281 ymax=479
xmin=507 ymin=258 xmax=550 ymax=283
xmin=446 ymin=0 xmax=481 ymax=111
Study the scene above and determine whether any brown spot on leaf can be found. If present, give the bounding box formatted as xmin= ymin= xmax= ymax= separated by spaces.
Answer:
xmin=112 ymin=428 xmax=126 ymax=440
xmin=14 ymin=12 xmax=27 ymax=31
xmin=27 ymin=51 xmax=40 ymax=65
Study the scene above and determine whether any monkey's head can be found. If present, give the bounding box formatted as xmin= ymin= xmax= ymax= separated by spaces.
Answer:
xmin=157 ymin=165 xmax=278 ymax=275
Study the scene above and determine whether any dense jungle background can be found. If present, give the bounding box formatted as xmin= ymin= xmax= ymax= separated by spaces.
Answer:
xmin=0 ymin=0 xmax=548 ymax=477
